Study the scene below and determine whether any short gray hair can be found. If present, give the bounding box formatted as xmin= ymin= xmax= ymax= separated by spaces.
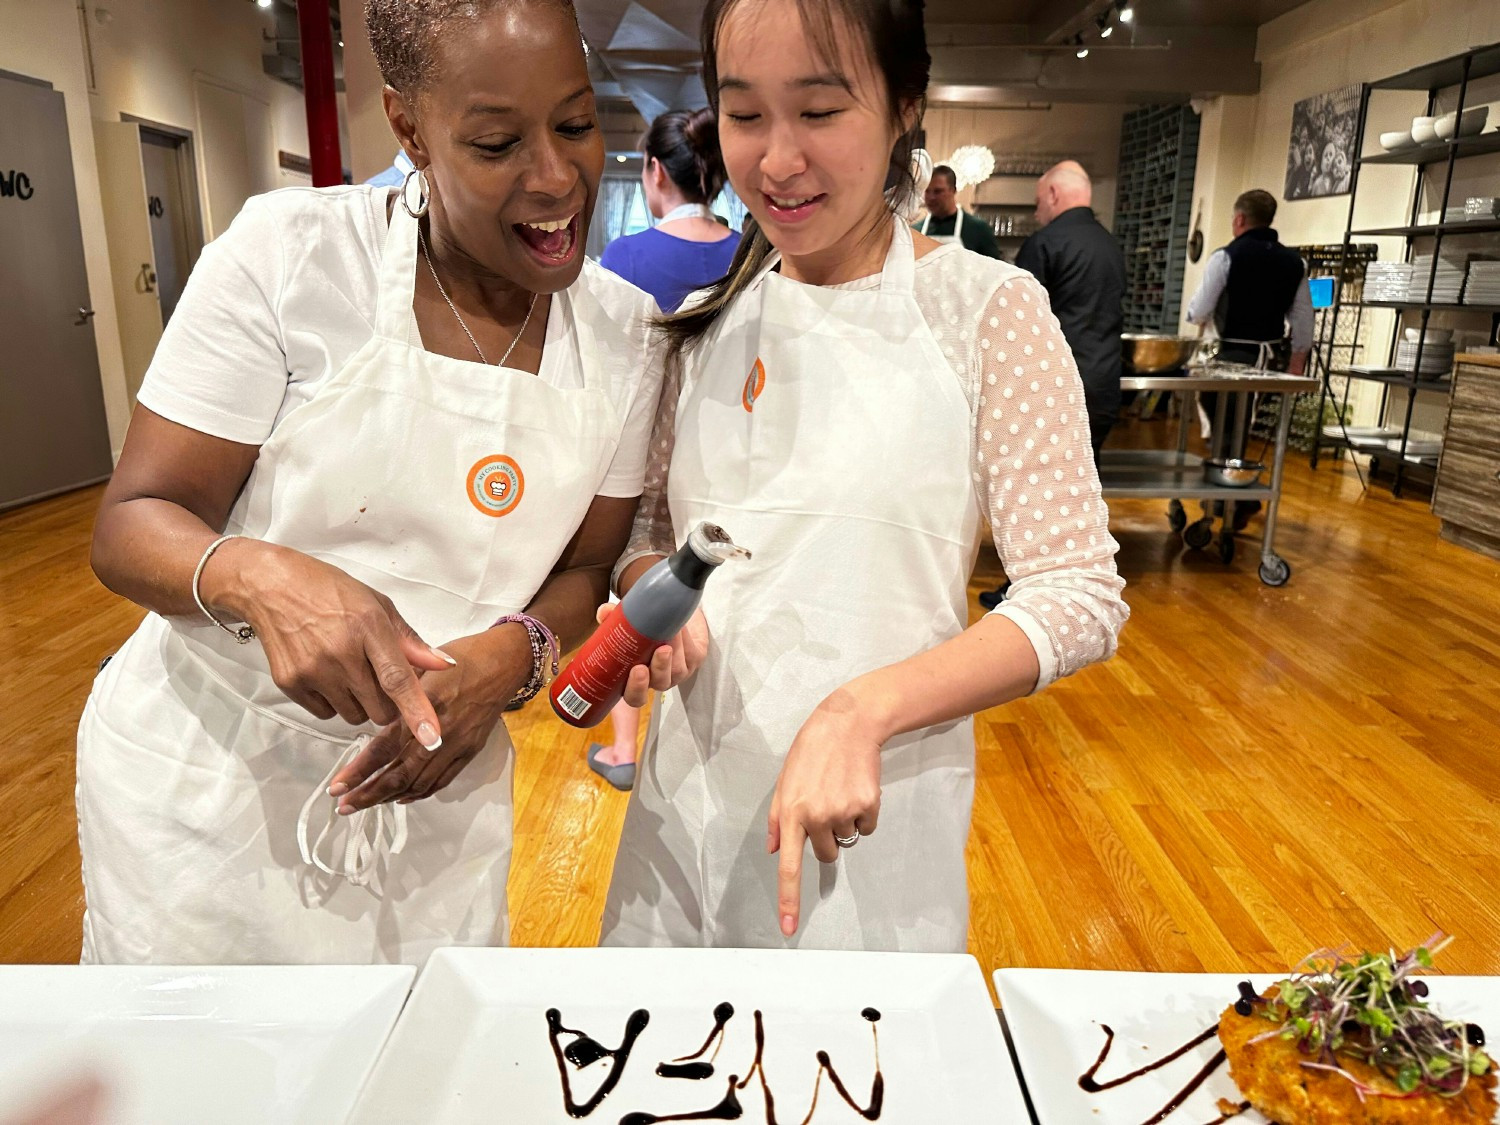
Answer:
xmin=365 ymin=0 xmax=578 ymax=94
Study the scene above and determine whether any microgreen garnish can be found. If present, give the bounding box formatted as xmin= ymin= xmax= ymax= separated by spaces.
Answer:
xmin=1246 ymin=934 xmax=1490 ymax=1101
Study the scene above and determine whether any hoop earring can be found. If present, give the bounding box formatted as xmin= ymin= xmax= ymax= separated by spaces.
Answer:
xmin=400 ymin=166 xmax=430 ymax=218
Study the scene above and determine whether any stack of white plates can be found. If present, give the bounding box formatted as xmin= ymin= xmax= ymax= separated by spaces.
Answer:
xmin=1464 ymin=196 xmax=1500 ymax=219
xmin=1408 ymin=254 xmax=1468 ymax=301
xmin=1324 ymin=424 xmax=1399 ymax=449
xmin=1385 ymin=429 xmax=1444 ymax=463
xmin=1465 ymin=260 xmax=1500 ymax=303
xmin=1364 ymin=261 xmax=1413 ymax=301
xmin=1395 ymin=337 xmax=1455 ymax=376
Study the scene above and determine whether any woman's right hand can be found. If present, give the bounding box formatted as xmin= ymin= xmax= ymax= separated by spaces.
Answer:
xmin=201 ymin=539 xmax=452 ymax=745
xmin=612 ymin=605 xmax=710 ymax=707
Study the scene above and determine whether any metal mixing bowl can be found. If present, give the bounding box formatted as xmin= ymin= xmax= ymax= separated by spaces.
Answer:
xmin=1121 ymin=334 xmax=1200 ymax=373
xmin=1203 ymin=458 xmax=1265 ymax=488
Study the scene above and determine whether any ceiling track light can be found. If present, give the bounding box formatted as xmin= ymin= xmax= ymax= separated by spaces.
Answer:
xmin=1074 ymin=34 xmax=1089 ymax=58
xmin=1096 ymin=12 xmax=1113 ymax=37
xmin=1117 ymin=1 xmax=1134 ymax=24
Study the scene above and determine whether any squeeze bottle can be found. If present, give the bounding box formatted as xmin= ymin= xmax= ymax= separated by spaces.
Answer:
xmin=549 ymin=523 xmax=749 ymax=728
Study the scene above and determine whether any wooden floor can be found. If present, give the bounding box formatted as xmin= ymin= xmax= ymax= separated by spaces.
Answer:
xmin=3 ymin=419 xmax=1499 ymax=980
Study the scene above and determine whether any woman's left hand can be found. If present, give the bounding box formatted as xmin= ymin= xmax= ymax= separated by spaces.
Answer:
xmin=767 ymin=687 xmax=885 ymax=938
xmin=327 ymin=626 xmax=531 ymax=811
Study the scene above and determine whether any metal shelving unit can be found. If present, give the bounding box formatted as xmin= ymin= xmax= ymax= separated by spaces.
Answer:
xmin=1115 ymin=105 xmax=1200 ymax=333
xmin=1310 ymin=41 xmax=1500 ymax=496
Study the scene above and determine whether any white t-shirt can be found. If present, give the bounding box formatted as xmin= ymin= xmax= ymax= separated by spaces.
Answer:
xmin=137 ymin=185 xmax=661 ymax=497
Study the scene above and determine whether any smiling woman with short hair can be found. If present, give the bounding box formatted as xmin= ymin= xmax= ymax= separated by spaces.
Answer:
xmin=75 ymin=0 xmax=661 ymax=966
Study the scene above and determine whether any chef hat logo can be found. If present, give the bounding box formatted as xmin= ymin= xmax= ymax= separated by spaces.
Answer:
xmin=468 ymin=455 xmax=525 ymax=517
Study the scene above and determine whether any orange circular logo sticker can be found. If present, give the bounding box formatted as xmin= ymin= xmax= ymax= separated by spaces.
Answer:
xmin=742 ymin=358 xmax=766 ymax=412
xmin=467 ymin=455 xmax=524 ymax=517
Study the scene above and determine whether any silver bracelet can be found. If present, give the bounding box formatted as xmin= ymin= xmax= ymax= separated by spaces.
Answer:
xmin=192 ymin=535 xmax=256 ymax=644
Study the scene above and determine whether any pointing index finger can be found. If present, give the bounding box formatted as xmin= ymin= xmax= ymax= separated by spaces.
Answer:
xmin=777 ymin=819 xmax=806 ymax=938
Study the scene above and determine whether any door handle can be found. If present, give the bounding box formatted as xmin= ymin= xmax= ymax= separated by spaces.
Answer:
xmin=74 ymin=307 xmax=96 ymax=326
xmin=137 ymin=262 xmax=157 ymax=293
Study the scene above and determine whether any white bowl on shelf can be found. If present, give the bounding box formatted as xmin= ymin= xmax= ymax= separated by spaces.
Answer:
xmin=1434 ymin=105 xmax=1490 ymax=140
xmin=1411 ymin=115 xmax=1439 ymax=144
xmin=1379 ymin=130 xmax=1416 ymax=151
xmin=1404 ymin=327 xmax=1454 ymax=344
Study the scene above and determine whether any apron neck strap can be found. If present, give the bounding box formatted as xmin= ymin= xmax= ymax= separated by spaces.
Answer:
xmin=760 ymin=215 xmax=916 ymax=294
xmin=879 ymin=216 xmax=916 ymax=294
xmin=659 ymin=202 xmax=714 ymax=224
xmin=375 ymin=198 xmax=421 ymax=342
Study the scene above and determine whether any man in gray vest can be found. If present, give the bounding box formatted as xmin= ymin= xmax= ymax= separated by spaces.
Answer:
xmin=1185 ymin=189 xmax=1313 ymax=529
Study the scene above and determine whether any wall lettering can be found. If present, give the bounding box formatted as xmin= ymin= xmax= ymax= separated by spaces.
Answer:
xmin=148 ymin=195 xmax=164 ymax=218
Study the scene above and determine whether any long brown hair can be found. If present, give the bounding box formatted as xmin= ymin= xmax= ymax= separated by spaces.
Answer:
xmin=655 ymin=0 xmax=930 ymax=370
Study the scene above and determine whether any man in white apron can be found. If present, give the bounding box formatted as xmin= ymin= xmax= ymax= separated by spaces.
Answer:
xmin=917 ymin=164 xmax=1002 ymax=257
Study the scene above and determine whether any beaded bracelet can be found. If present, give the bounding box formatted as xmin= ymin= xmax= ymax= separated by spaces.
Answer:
xmin=493 ymin=613 xmax=559 ymax=706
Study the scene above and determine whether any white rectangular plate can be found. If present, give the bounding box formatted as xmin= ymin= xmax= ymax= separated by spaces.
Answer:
xmin=994 ymin=968 xmax=1500 ymax=1125
xmin=353 ymin=947 xmax=1028 ymax=1124
xmin=0 ymin=964 xmax=414 ymax=1125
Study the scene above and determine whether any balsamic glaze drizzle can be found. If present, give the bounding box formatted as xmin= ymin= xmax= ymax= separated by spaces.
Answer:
xmin=1077 ymin=1023 xmax=1231 ymax=1125
xmin=1078 ymin=1024 xmax=1220 ymax=1092
xmin=553 ymin=1005 xmax=883 ymax=1123
xmin=730 ymin=1009 xmax=883 ymax=1125
xmin=546 ymin=1007 xmax=651 ymax=1119
xmin=657 ymin=1003 xmax=737 ymax=1080
xmin=618 ymin=1076 xmax=744 ymax=1124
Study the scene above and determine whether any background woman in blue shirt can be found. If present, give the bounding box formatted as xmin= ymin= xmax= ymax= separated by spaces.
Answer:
xmin=590 ymin=109 xmax=739 ymax=789
xmin=601 ymin=108 xmax=740 ymax=314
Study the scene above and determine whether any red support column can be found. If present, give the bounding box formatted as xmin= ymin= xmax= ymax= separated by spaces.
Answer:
xmin=297 ymin=0 xmax=342 ymax=186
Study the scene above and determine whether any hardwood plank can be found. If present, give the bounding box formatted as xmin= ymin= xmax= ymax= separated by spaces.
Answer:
xmin=3 ymin=415 xmax=1499 ymax=981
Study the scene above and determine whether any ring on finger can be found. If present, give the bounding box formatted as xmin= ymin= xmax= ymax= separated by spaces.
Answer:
xmin=834 ymin=830 xmax=860 ymax=849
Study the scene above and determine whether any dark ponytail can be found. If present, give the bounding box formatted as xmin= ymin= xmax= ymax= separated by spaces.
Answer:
xmin=644 ymin=107 xmax=727 ymax=205
xmin=656 ymin=0 xmax=929 ymax=371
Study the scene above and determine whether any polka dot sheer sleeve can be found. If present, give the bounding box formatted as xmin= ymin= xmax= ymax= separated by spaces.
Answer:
xmin=972 ymin=272 xmax=1128 ymax=689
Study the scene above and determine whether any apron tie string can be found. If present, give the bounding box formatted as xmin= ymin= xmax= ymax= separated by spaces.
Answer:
xmin=296 ymin=735 xmax=408 ymax=888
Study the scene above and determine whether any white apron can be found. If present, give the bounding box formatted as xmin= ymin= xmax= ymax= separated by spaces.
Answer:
xmin=601 ymin=220 xmax=982 ymax=952
xmin=76 ymin=201 xmax=621 ymax=965
xmin=919 ymin=213 xmax=963 ymax=247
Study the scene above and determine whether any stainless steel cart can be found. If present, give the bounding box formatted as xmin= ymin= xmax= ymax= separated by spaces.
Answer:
xmin=1100 ymin=364 xmax=1313 ymax=586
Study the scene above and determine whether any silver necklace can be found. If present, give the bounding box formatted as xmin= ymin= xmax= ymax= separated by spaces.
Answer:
xmin=418 ymin=224 xmax=537 ymax=367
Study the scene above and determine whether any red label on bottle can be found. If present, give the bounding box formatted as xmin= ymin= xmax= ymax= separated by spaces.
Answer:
xmin=549 ymin=605 xmax=659 ymax=728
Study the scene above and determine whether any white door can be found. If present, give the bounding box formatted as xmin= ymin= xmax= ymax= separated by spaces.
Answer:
xmin=193 ymin=76 xmax=277 ymax=239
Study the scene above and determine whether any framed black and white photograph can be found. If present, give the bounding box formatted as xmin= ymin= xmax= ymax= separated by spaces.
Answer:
xmin=1284 ymin=84 xmax=1360 ymax=200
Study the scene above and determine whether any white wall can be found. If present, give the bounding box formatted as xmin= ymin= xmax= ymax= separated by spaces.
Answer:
xmin=344 ymin=4 xmax=399 ymax=184
xmin=1190 ymin=0 xmax=1500 ymax=429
